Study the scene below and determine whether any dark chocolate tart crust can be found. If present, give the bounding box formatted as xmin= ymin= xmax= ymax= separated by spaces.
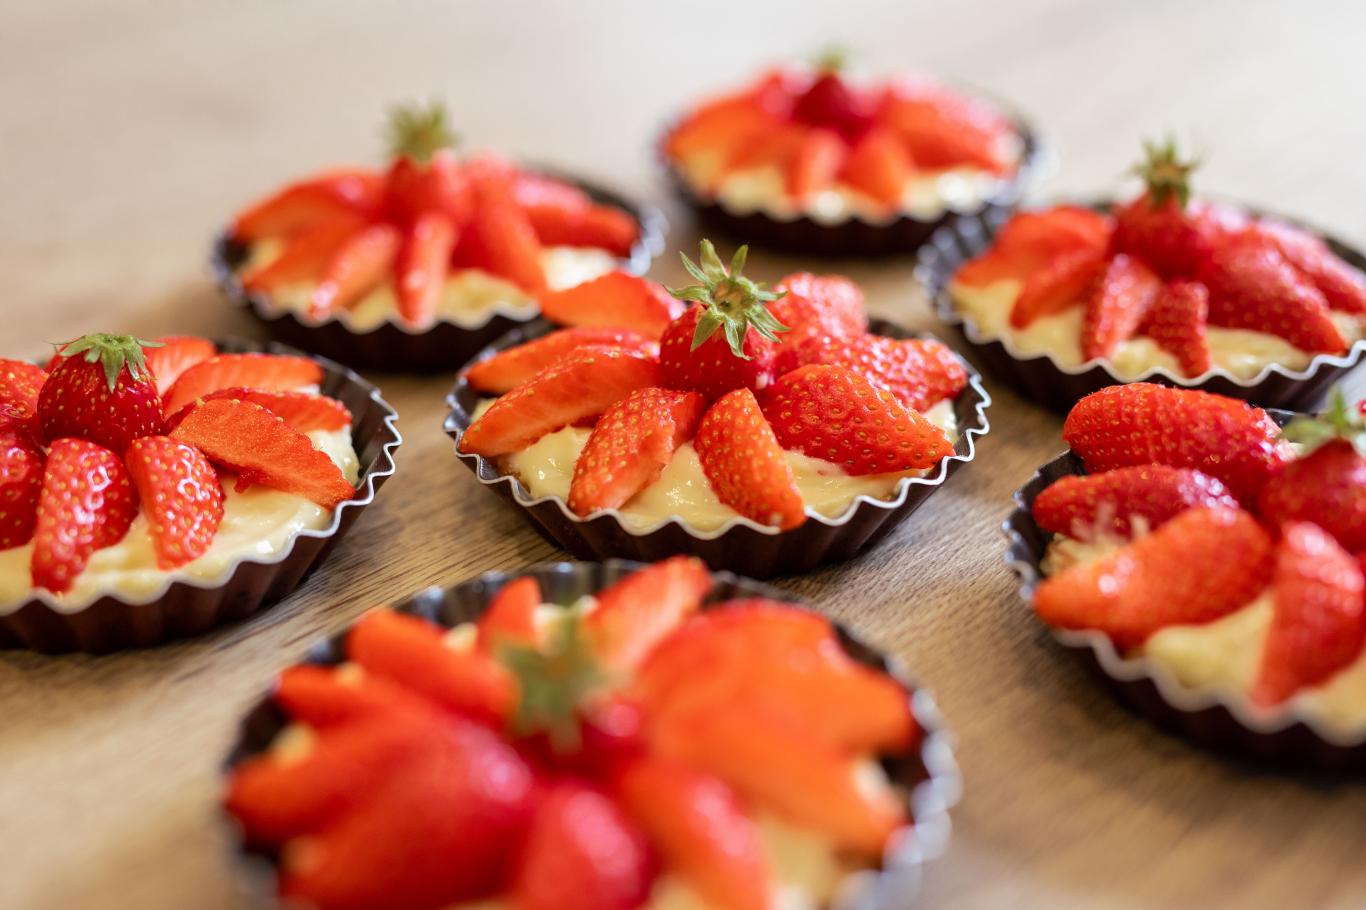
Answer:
xmin=659 ymin=113 xmax=1042 ymax=258
xmin=918 ymin=204 xmax=1366 ymax=413
xmin=444 ymin=319 xmax=991 ymax=579
xmin=0 ymin=338 xmax=401 ymax=654
xmin=224 ymin=560 xmax=961 ymax=910
xmin=211 ymin=172 xmax=667 ymax=374
xmin=1003 ymin=411 xmax=1366 ymax=772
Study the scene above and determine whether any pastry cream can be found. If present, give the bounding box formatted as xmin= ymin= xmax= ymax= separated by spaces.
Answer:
xmin=497 ymin=399 xmax=959 ymax=532
xmin=674 ymin=144 xmax=1020 ymax=224
xmin=951 ymin=279 xmax=1365 ymax=380
xmin=0 ymin=427 xmax=360 ymax=612
xmin=242 ymin=241 xmax=616 ymax=331
xmin=1042 ymin=532 xmax=1366 ymax=735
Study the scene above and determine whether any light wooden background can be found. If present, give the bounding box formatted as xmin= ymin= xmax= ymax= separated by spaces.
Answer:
xmin=3 ymin=2 xmax=1364 ymax=908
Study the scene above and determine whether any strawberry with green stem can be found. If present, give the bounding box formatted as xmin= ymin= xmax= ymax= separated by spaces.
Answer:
xmin=38 ymin=333 xmax=164 ymax=454
xmin=662 ymin=240 xmax=790 ymax=402
xmin=1259 ymin=389 xmax=1366 ymax=553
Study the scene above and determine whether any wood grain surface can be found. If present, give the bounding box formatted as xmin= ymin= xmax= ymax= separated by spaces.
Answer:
xmin=2 ymin=2 xmax=1364 ymax=908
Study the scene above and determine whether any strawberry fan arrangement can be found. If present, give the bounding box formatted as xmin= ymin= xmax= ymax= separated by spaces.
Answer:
xmin=224 ymin=559 xmax=959 ymax=910
xmin=920 ymin=141 xmax=1366 ymax=411
xmin=0 ymin=335 xmax=398 ymax=652
xmin=447 ymin=241 xmax=989 ymax=577
xmin=661 ymin=55 xmax=1037 ymax=255
xmin=214 ymin=102 xmax=665 ymax=371
xmin=1006 ymin=383 xmax=1366 ymax=770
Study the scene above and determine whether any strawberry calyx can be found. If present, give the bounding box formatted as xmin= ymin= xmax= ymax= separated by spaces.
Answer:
xmin=810 ymin=44 xmax=850 ymax=74
xmin=1281 ymin=387 xmax=1366 ymax=456
xmin=667 ymin=240 xmax=789 ymax=361
xmin=1131 ymin=136 xmax=1200 ymax=210
xmin=497 ymin=613 xmax=608 ymax=753
xmin=387 ymin=98 xmax=459 ymax=165
xmin=51 ymin=333 xmax=163 ymax=392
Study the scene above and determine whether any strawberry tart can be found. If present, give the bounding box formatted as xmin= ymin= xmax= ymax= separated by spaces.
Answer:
xmin=1006 ymin=382 xmax=1366 ymax=769
xmin=0 ymin=334 xmax=398 ymax=652
xmin=661 ymin=53 xmax=1035 ymax=255
xmin=214 ymin=100 xmax=664 ymax=371
xmin=447 ymin=241 xmax=989 ymax=576
xmin=924 ymin=139 xmax=1366 ymax=411
xmin=224 ymin=558 xmax=958 ymax=910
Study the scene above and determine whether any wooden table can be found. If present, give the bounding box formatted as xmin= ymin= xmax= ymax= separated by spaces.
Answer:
xmin=4 ymin=2 xmax=1364 ymax=907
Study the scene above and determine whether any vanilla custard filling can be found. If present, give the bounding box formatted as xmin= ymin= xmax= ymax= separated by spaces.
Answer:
xmin=243 ymin=240 xmax=617 ymax=331
xmin=0 ymin=428 xmax=360 ymax=612
xmin=492 ymin=399 xmax=958 ymax=532
xmin=1042 ymin=533 xmax=1366 ymax=735
xmin=260 ymin=600 xmax=878 ymax=910
xmin=951 ymin=280 xmax=1366 ymax=380
xmin=674 ymin=146 xmax=1019 ymax=225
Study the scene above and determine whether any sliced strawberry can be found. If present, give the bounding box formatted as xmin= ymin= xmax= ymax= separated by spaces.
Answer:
xmin=273 ymin=664 xmax=438 ymax=728
xmin=241 ymin=213 xmax=370 ymax=295
xmin=162 ymin=353 xmax=323 ymax=416
xmin=650 ymin=705 xmax=903 ymax=857
xmin=693 ymin=388 xmax=805 ymax=531
xmin=279 ymin=717 xmax=537 ymax=910
xmin=460 ymin=346 xmax=660 ymax=457
xmin=762 ymin=364 xmax=953 ymax=474
xmin=666 ymin=98 xmax=772 ymax=164
xmin=511 ymin=781 xmax=655 ymax=910
xmin=464 ymin=327 xmax=657 ymax=394
xmin=639 ymin=601 xmax=916 ymax=754
xmin=0 ymin=430 xmax=44 ymax=548
xmin=956 ymin=207 xmax=1113 ymax=287
xmin=584 ymin=556 xmax=711 ymax=671
xmin=1034 ymin=506 xmax=1273 ymax=648
xmin=1253 ymin=522 xmax=1366 ymax=706
xmin=30 ymin=438 xmax=137 ymax=594
xmin=1201 ymin=238 xmax=1347 ymax=354
xmin=1245 ymin=219 xmax=1366 ymax=314
xmin=231 ymin=169 xmax=384 ymax=241
xmin=788 ymin=332 xmax=968 ymax=412
xmin=1009 ymin=245 xmax=1107 ymax=328
xmin=166 ymin=388 xmax=350 ymax=434
xmin=309 ymin=222 xmax=402 ymax=319
xmin=169 ymin=399 xmax=354 ymax=509
xmin=1139 ymin=280 xmax=1212 ymax=378
xmin=881 ymin=88 xmax=1011 ymax=172
xmin=523 ymin=202 xmax=639 ymax=258
xmin=226 ymin=713 xmax=434 ymax=845
xmin=38 ymin=334 xmax=164 ymax=455
xmin=477 ymin=576 xmax=542 ymax=653
xmin=1080 ymin=254 xmax=1162 ymax=360
xmin=142 ymin=336 xmax=216 ymax=398
xmin=769 ymin=272 xmax=868 ymax=372
xmin=0 ymin=359 xmax=46 ymax=434
xmin=1063 ymin=384 xmax=1289 ymax=504
xmin=840 ymin=126 xmax=914 ymax=208
xmin=537 ymin=271 xmax=682 ymax=339
xmin=394 ymin=212 xmax=456 ymax=326
xmin=347 ymin=608 xmax=516 ymax=724
xmin=468 ymin=175 xmax=546 ymax=294
xmin=124 ymin=436 xmax=224 ymax=570
xmin=1033 ymin=465 xmax=1238 ymax=539
xmin=617 ymin=758 xmax=772 ymax=910
xmin=787 ymin=128 xmax=846 ymax=200
xmin=568 ymin=388 xmax=705 ymax=516
xmin=717 ymin=122 xmax=808 ymax=181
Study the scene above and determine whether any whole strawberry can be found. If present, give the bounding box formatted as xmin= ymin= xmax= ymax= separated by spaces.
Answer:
xmin=1259 ymin=390 xmax=1366 ymax=553
xmin=38 ymin=334 xmax=164 ymax=454
xmin=1112 ymin=138 xmax=1244 ymax=279
xmin=790 ymin=50 xmax=876 ymax=142
xmin=661 ymin=241 xmax=790 ymax=402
